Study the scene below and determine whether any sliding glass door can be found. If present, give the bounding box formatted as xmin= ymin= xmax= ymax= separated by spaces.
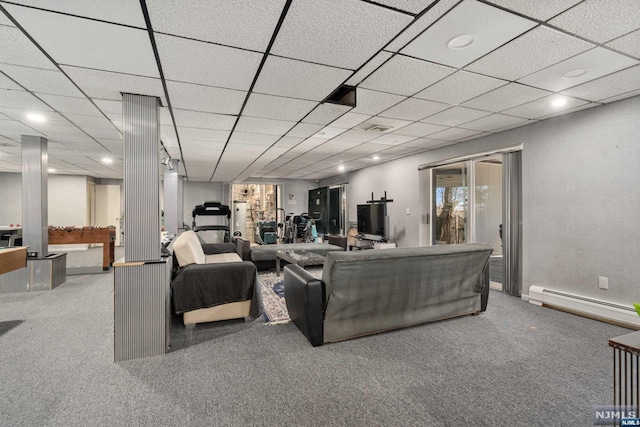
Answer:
xmin=433 ymin=162 xmax=468 ymax=245
xmin=423 ymin=151 xmax=521 ymax=296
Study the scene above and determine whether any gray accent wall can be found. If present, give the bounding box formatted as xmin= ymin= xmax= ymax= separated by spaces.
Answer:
xmin=183 ymin=181 xmax=224 ymax=227
xmin=322 ymin=96 xmax=640 ymax=306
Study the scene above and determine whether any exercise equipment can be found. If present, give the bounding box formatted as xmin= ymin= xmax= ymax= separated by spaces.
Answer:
xmin=191 ymin=201 xmax=231 ymax=242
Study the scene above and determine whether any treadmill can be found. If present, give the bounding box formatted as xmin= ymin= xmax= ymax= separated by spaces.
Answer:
xmin=191 ymin=201 xmax=231 ymax=243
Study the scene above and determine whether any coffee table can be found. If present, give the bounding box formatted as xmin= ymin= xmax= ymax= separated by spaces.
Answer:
xmin=276 ymin=249 xmax=325 ymax=276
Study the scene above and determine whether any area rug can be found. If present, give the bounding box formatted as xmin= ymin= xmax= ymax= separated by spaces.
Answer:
xmin=258 ymin=268 xmax=322 ymax=325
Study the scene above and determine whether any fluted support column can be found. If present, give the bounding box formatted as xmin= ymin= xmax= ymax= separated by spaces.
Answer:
xmin=21 ymin=135 xmax=48 ymax=257
xmin=122 ymin=93 xmax=161 ymax=262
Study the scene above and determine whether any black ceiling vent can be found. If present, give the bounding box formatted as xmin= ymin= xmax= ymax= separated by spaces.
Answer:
xmin=324 ymin=85 xmax=356 ymax=108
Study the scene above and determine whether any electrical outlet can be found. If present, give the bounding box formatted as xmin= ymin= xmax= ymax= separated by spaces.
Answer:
xmin=598 ymin=276 xmax=608 ymax=290
xmin=405 ymin=208 xmax=411 ymax=215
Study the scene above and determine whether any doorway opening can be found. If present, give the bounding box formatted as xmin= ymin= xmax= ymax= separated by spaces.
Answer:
xmin=231 ymin=184 xmax=280 ymax=244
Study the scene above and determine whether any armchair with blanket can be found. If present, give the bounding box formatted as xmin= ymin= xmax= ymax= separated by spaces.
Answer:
xmin=171 ymin=230 xmax=260 ymax=326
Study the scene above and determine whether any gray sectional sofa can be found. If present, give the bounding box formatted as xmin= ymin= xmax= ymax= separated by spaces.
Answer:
xmin=283 ymin=243 xmax=493 ymax=346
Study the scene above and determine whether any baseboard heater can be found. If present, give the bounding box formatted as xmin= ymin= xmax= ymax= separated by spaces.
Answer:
xmin=528 ymin=286 xmax=640 ymax=329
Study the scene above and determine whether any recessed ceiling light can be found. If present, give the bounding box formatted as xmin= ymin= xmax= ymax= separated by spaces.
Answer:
xmin=102 ymin=157 xmax=113 ymax=164
xmin=338 ymin=165 xmax=345 ymax=171
xmin=551 ymin=97 xmax=568 ymax=107
xmin=561 ymin=68 xmax=588 ymax=79
xmin=447 ymin=34 xmax=476 ymax=50
xmin=26 ymin=112 xmax=46 ymax=123
xmin=48 ymin=168 xmax=56 ymax=173
xmin=373 ymin=155 xmax=380 ymax=161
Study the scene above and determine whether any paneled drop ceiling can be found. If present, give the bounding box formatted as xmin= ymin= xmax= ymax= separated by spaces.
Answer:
xmin=0 ymin=0 xmax=639 ymax=182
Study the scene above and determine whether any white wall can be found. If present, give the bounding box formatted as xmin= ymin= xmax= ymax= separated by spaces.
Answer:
xmin=321 ymin=96 xmax=640 ymax=306
xmin=0 ymin=172 xmax=22 ymax=225
xmin=0 ymin=173 xmax=87 ymax=226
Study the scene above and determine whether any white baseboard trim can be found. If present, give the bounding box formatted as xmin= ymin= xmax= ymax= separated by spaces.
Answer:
xmin=528 ymin=285 xmax=640 ymax=329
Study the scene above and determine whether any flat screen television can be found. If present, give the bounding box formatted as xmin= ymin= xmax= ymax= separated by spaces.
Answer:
xmin=357 ymin=204 xmax=385 ymax=238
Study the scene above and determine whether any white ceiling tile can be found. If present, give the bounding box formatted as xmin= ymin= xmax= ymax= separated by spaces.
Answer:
xmin=254 ymin=55 xmax=352 ymax=101
xmin=402 ymin=0 xmax=537 ymax=68
xmin=342 ymin=142 xmax=392 ymax=155
xmin=354 ymin=117 xmax=412 ymax=133
xmin=295 ymin=137 xmax=333 ymax=151
xmin=61 ymin=65 xmax=166 ymax=103
xmin=392 ymin=122 xmax=448 ymax=137
xmin=0 ymin=107 xmax=70 ymax=125
xmin=0 ymin=119 xmax=44 ymax=139
xmin=350 ymin=88 xmax=406 ymax=115
xmin=386 ymin=0 xmax=459 ymax=51
xmin=428 ymin=127 xmax=483 ymax=141
xmin=180 ymin=140 xmax=226 ymax=151
xmin=483 ymin=0 xmax=582 ymax=21
xmin=92 ymin=99 xmax=122 ymax=120
xmin=518 ymin=47 xmax=639 ymax=92
xmin=462 ymin=83 xmax=551 ymax=112
xmin=178 ymin=127 xmax=230 ymax=142
xmin=422 ymin=106 xmax=492 ymax=126
xmin=235 ymin=116 xmax=296 ymax=136
xmin=371 ymin=1 xmax=438 ymax=14
xmin=501 ymin=95 xmax=588 ymax=119
xmin=379 ymin=97 xmax=450 ymax=121
xmin=167 ymin=81 xmax=245 ymax=115
xmin=345 ymin=51 xmax=393 ymax=86
xmin=172 ymin=109 xmax=236 ymax=131
xmin=274 ymin=136 xmax=305 ymax=148
xmin=0 ymin=64 xmax=83 ymax=97
xmin=465 ymin=26 xmax=595 ymax=81
xmin=229 ymin=132 xmax=280 ymax=146
xmin=535 ymin=102 xmax=600 ymax=120
xmin=378 ymin=145 xmax=423 ymax=156
xmin=0 ymin=72 xmax=21 ymax=90
xmin=401 ymin=137 xmax=446 ymax=149
xmin=312 ymin=127 xmax=348 ymax=139
xmin=4 ymin=4 xmax=159 ymax=77
xmin=360 ymin=55 xmax=455 ymax=96
xmin=329 ymin=112 xmax=371 ymax=129
xmin=549 ymin=0 xmax=640 ymax=43
xmin=368 ymin=133 xmax=417 ymax=146
xmin=286 ymin=123 xmax=324 ymax=138
xmin=0 ymin=88 xmax=52 ymax=111
xmin=0 ymin=25 xmax=56 ymax=69
xmin=459 ymin=113 xmax=530 ymax=132
xmin=302 ymin=103 xmax=352 ymax=125
xmin=271 ymin=0 xmax=412 ymax=69
xmin=599 ymin=89 xmax=640 ymax=104
xmin=81 ymin=127 xmax=121 ymax=140
xmin=415 ymin=71 xmax=507 ymax=105
xmin=37 ymin=94 xmax=103 ymax=116
xmin=561 ymin=65 xmax=640 ymax=102
xmin=156 ymin=34 xmax=261 ymax=91
xmin=329 ymin=130 xmax=380 ymax=144
xmin=606 ymin=30 xmax=640 ymax=59
xmin=9 ymin=0 xmax=146 ymax=27
xmin=147 ymin=0 xmax=285 ymax=52
xmin=243 ymin=93 xmax=316 ymax=121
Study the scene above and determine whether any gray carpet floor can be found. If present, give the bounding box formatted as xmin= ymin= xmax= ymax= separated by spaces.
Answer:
xmin=0 ymin=250 xmax=632 ymax=426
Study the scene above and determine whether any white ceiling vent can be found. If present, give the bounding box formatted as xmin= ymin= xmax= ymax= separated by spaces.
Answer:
xmin=365 ymin=124 xmax=392 ymax=132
